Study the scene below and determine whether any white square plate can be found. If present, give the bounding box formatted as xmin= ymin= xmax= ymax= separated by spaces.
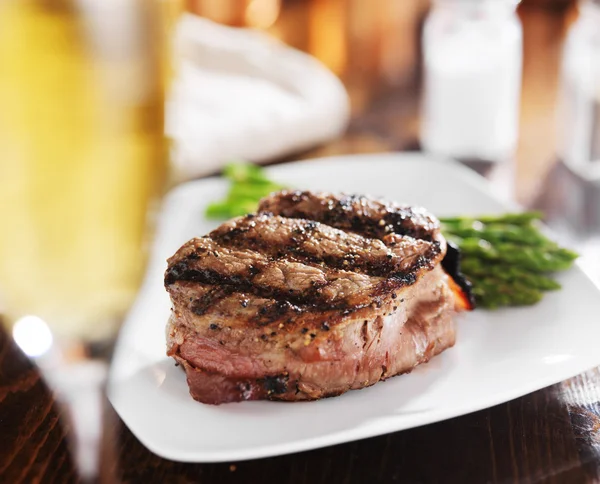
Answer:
xmin=108 ymin=153 xmax=600 ymax=463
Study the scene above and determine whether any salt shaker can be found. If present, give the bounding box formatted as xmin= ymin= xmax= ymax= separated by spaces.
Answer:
xmin=557 ymin=0 xmax=600 ymax=182
xmin=421 ymin=0 xmax=523 ymax=164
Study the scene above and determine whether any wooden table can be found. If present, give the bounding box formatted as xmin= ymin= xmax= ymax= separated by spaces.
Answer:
xmin=3 ymin=1 xmax=600 ymax=483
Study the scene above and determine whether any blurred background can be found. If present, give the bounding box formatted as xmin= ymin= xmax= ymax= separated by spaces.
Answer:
xmin=1 ymin=0 xmax=599 ymax=480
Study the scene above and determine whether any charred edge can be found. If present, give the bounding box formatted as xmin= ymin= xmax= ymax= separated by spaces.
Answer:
xmin=369 ymin=244 xmax=440 ymax=298
xmin=260 ymin=374 xmax=289 ymax=396
xmin=209 ymin=214 xmax=264 ymax=242
xmin=441 ymin=241 xmax=476 ymax=308
xmin=382 ymin=211 xmax=435 ymax=242
xmin=370 ymin=271 xmax=417 ymax=298
xmin=166 ymin=261 xmax=253 ymax=288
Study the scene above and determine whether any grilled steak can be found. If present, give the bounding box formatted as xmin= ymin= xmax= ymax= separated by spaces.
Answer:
xmin=165 ymin=190 xmax=463 ymax=405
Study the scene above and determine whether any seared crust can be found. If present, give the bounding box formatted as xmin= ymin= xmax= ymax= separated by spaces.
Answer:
xmin=165 ymin=190 xmax=457 ymax=404
xmin=165 ymin=191 xmax=446 ymax=319
xmin=257 ymin=190 xmax=443 ymax=243
xmin=210 ymin=213 xmax=439 ymax=277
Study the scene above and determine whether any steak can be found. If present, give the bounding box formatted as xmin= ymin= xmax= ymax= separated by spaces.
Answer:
xmin=165 ymin=190 xmax=463 ymax=405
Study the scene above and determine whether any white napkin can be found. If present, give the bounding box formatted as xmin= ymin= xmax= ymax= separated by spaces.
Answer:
xmin=166 ymin=15 xmax=350 ymax=180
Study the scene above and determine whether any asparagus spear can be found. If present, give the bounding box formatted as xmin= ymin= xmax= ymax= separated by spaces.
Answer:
xmin=442 ymin=212 xmax=577 ymax=309
xmin=440 ymin=212 xmax=543 ymax=226
xmin=459 ymin=259 xmax=562 ymax=291
xmin=205 ymin=162 xmax=285 ymax=219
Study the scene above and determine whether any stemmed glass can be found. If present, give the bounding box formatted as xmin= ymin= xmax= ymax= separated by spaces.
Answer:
xmin=0 ymin=0 xmax=178 ymax=477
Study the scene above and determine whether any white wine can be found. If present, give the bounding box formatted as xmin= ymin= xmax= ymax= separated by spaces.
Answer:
xmin=0 ymin=0 xmax=171 ymax=341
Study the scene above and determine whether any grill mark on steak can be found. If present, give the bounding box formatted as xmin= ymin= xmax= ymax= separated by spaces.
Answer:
xmin=253 ymin=300 xmax=302 ymax=325
xmin=167 ymin=261 xmax=375 ymax=312
xmin=210 ymin=213 xmax=440 ymax=278
xmin=257 ymin=190 xmax=441 ymax=242
xmin=166 ymin=190 xmax=446 ymax=321
xmin=165 ymin=238 xmax=428 ymax=313
xmin=190 ymin=287 xmax=230 ymax=316
xmin=169 ymin=281 xmax=402 ymax=335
